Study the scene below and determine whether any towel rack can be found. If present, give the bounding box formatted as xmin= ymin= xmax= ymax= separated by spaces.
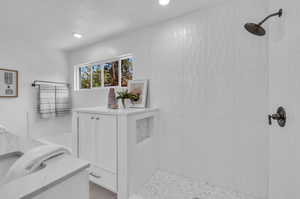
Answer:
xmin=32 ymin=80 xmax=70 ymax=87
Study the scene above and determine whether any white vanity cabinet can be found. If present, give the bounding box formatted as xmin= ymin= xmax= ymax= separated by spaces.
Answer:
xmin=73 ymin=107 xmax=159 ymax=199
xmin=76 ymin=113 xmax=117 ymax=192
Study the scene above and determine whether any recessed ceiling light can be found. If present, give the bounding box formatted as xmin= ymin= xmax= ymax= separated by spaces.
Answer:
xmin=73 ymin=33 xmax=83 ymax=39
xmin=159 ymin=0 xmax=170 ymax=6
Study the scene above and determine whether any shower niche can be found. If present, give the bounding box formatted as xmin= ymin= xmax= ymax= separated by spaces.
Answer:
xmin=136 ymin=116 xmax=154 ymax=144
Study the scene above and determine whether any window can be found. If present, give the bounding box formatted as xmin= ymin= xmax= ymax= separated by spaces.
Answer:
xmin=79 ymin=65 xmax=91 ymax=89
xmin=92 ymin=64 xmax=102 ymax=88
xmin=121 ymin=57 xmax=133 ymax=87
xmin=103 ymin=61 xmax=119 ymax=87
xmin=74 ymin=56 xmax=134 ymax=90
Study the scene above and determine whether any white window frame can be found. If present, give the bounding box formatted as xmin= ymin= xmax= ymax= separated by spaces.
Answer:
xmin=74 ymin=54 xmax=134 ymax=91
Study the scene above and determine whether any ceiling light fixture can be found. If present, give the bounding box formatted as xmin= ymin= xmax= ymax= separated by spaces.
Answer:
xmin=73 ymin=33 xmax=83 ymax=39
xmin=159 ymin=0 xmax=170 ymax=6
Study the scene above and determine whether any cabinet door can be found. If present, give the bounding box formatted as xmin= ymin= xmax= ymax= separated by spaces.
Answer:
xmin=93 ymin=115 xmax=117 ymax=173
xmin=78 ymin=113 xmax=95 ymax=163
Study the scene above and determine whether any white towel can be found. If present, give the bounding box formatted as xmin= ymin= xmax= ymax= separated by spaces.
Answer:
xmin=55 ymin=85 xmax=71 ymax=116
xmin=1 ymin=145 xmax=71 ymax=185
xmin=38 ymin=85 xmax=56 ymax=119
xmin=38 ymin=85 xmax=71 ymax=118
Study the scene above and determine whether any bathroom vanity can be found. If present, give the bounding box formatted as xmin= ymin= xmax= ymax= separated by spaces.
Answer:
xmin=73 ymin=107 xmax=159 ymax=199
xmin=0 ymin=132 xmax=90 ymax=199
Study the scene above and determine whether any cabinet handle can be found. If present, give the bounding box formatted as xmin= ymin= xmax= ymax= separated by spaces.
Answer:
xmin=89 ymin=172 xmax=101 ymax=179
xmin=91 ymin=117 xmax=95 ymax=120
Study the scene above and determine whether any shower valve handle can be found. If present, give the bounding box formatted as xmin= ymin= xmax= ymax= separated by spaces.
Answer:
xmin=268 ymin=106 xmax=286 ymax=127
xmin=268 ymin=114 xmax=280 ymax=125
xmin=268 ymin=114 xmax=272 ymax=125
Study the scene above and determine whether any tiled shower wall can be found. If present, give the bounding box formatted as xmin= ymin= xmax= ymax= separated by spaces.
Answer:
xmin=67 ymin=0 xmax=269 ymax=198
xmin=268 ymin=0 xmax=300 ymax=198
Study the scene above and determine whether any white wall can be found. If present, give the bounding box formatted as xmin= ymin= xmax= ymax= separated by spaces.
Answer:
xmin=269 ymin=1 xmax=300 ymax=198
xmin=67 ymin=0 xmax=269 ymax=197
xmin=0 ymin=39 xmax=71 ymax=138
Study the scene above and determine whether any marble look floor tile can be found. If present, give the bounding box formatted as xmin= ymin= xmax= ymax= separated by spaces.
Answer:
xmin=130 ymin=171 xmax=257 ymax=199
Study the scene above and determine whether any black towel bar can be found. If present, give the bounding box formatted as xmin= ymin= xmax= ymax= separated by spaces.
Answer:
xmin=32 ymin=80 xmax=70 ymax=87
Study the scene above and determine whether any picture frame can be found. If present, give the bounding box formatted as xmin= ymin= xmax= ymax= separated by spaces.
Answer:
xmin=0 ymin=68 xmax=18 ymax=97
xmin=128 ymin=80 xmax=148 ymax=108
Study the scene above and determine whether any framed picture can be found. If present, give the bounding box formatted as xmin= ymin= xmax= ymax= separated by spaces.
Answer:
xmin=128 ymin=80 xmax=148 ymax=108
xmin=0 ymin=68 xmax=18 ymax=97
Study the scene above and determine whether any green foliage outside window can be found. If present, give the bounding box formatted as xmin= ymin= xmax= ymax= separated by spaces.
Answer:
xmin=78 ymin=57 xmax=133 ymax=89
xmin=121 ymin=58 xmax=133 ymax=87
xmin=104 ymin=61 xmax=119 ymax=87
xmin=79 ymin=66 xmax=91 ymax=89
xmin=92 ymin=65 xmax=102 ymax=88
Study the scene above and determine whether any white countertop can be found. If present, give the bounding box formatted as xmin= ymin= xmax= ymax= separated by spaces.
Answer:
xmin=73 ymin=106 xmax=159 ymax=116
xmin=0 ymin=132 xmax=89 ymax=199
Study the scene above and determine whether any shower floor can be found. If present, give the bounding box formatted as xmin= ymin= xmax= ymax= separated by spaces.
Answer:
xmin=130 ymin=171 xmax=256 ymax=199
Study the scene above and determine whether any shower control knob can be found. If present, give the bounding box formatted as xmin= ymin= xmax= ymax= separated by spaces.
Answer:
xmin=268 ymin=106 xmax=286 ymax=127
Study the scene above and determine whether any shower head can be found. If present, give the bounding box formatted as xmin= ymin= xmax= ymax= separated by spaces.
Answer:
xmin=245 ymin=9 xmax=283 ymax=36
xmin=244 ymin=23 xmax=266 ymax=36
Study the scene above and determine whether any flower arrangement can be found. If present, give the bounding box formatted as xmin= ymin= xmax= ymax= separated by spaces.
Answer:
xmin=116 ymin=90 xmax=140 ymax=108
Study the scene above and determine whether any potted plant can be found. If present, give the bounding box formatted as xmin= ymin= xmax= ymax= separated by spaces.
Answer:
xmin=116 ymin=90 xmax=139 ymax=109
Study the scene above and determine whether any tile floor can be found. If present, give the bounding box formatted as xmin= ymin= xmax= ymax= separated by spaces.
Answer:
xmin=130 ymin=171 xmax=257 ymax=199
xmin=90 ymin=171 xmax=259 ymax=199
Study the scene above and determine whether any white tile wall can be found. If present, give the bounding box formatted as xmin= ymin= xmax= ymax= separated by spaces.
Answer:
xmin=67 ymin=0 xmax=269 ymax=198
xmin=269 ymin=0 xmax=300 ymax=198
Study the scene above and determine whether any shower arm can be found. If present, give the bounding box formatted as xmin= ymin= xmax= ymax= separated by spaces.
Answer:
xmin=258 ymin=9 xmax=283 ymax=26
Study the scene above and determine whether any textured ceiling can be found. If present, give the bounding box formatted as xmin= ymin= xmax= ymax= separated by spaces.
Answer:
xmin=0 ymin=0 xmax=224 ymax=50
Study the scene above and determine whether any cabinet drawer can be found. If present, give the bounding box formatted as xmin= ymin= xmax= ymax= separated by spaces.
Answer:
xmin=89 ymin=165 xmax=117 ymax=193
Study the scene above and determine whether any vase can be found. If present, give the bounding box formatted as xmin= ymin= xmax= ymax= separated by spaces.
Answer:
xmin=120 ymin=99 xmax=130 ymax=109
xmin=107 ymin=88 xmax=118 ymax=109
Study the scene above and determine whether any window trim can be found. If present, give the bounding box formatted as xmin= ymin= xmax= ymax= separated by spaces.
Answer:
xmin=74 ymin=54 xmax=133 ymax=91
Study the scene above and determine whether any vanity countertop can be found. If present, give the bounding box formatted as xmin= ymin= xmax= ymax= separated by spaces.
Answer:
xmin=73 ymin=106 xmax=159 ymax=116
xmin=0 ymin=132 xmax=89 ymax=199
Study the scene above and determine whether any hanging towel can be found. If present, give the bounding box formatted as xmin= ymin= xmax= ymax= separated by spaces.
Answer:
xmin=38 ymin=85 xmax=56 ymax=119
xmin=55 ymin=85 xmax=71 ymax=117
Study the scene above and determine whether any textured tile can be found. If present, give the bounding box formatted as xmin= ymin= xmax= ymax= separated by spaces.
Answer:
xmin=130 ymin=171 xmax=257 ymax=199
xmin=68 ymin=0 xmax=269 ymax=197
